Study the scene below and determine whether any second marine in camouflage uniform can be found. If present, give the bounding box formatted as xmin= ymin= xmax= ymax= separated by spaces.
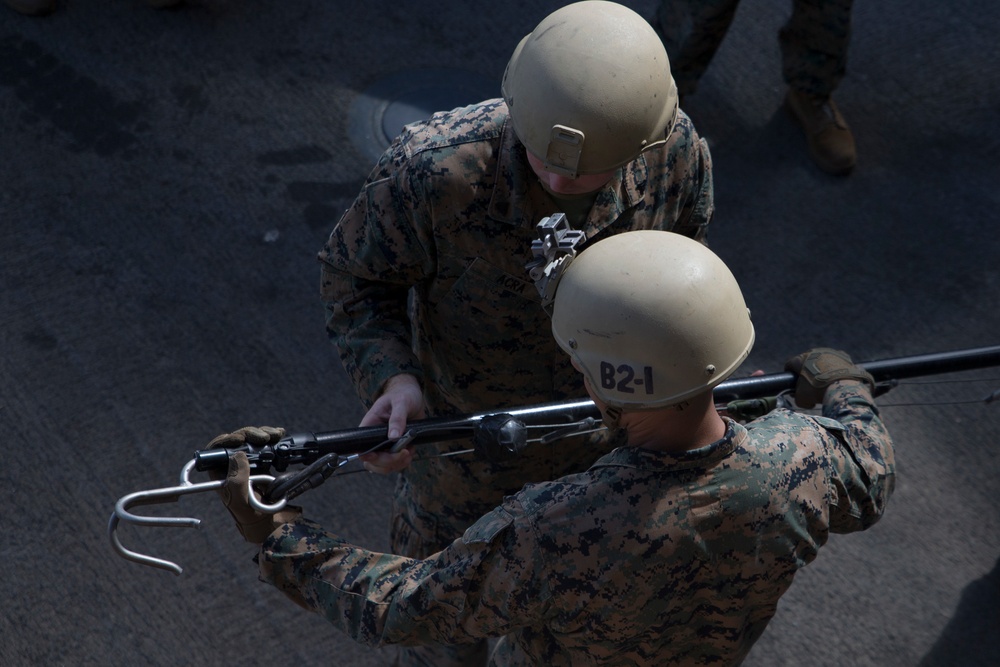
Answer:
xmin=257 ymin=379 xmax=895 ymax=666
xmin=654 ymin=0 xmax=853 ymax=98
xmin=318 ymin=97 xmax=713 ymax=559
xmin=653 ymin=0 xmax=858 ymax=175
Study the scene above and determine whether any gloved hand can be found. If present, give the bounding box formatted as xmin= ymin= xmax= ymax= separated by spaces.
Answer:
xmin=208 ymin=425 xmax=303 ymax=544
xmin=784 ymin=348 xmax=875 ymax=409
xmin=206 ymin=425 xmax=286 ymax=450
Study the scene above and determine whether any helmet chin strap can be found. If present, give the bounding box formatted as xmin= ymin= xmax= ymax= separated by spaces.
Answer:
xmin=601 ymin=406 xmax=623 ymax=430
xmin=601 ymin=399 xmax=693 ymax=432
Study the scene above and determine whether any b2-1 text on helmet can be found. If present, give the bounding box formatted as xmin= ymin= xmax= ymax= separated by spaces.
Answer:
xmin=550 ymin=231 xmax=754 ymax=410
xmin=501 ymin=1 xmax=679 ymax=177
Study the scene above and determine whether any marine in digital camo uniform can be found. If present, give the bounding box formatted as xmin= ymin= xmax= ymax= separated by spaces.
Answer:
xmin=654 ymin=0 xmax=857 ymax=174
xmin=215 ymin=231 xmax=896 ymax=666
xmin=318 ymin=4 xmax=712 ymax=664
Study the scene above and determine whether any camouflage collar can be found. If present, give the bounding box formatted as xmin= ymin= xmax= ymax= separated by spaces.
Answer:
xmin=598 ymin=419 xmax=745 ymax=471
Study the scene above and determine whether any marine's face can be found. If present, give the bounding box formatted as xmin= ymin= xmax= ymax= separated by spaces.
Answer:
xmin=526 ymin=151 xmax=614 ymax=197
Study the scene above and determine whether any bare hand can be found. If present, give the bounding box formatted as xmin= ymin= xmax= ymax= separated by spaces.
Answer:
xmin=359 ymin=374 xmax=426 ymax=474
xmin=360 ymin=447 xmax=415 ymax=474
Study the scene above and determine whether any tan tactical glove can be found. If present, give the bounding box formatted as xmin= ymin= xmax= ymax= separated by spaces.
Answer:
xmin=208 ymin=426 xmax=303 ymax=544
xmin=784 ymin=348 xmax=875 ymax=409
xmin=206 ymin=425 xmax=286 ymax=451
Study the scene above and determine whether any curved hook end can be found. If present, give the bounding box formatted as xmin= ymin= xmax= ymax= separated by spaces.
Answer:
xmin=108 ymin=512 xmax=185 ymax=576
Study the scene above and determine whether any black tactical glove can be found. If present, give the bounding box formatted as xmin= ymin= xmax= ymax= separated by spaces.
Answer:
xmin=784 ymin=348 xmax=875 ymax=409
xmin=208 ymin=426 xmax=303 ymax=544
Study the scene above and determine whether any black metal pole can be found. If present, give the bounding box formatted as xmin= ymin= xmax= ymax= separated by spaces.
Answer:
xmin=712 ymin=344 xmax=1000 ymax=402
xmin=194 ymin=345 xmax=1000 ymax=470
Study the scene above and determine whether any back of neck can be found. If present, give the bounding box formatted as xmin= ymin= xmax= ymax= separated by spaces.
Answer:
xmin=623 ymin=394 xmax=726 ymax=453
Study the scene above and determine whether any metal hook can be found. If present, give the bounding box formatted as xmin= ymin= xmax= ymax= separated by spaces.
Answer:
xmin=108 ymin=458 xmax=282 ymax=575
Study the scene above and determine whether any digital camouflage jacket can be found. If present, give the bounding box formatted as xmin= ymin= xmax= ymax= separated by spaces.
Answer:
xmin=257 ymin=380 xmax=895 ymax=666
xmin=317 ymin=99 xmax=716 ymax=550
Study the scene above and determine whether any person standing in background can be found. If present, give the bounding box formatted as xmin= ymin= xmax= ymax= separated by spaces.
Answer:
xmin=654 ymin=0 xmax=858 ymax=175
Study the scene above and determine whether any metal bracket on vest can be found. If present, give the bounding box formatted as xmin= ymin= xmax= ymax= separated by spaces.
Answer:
xmin=525 ymin=213 xmax=586 ymax=315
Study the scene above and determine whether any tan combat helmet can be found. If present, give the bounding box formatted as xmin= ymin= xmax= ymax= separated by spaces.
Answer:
xmin=550 ymin=231 xmax=754 ymax=410
xmin=501 ymin=1 xmax=679 ymax=178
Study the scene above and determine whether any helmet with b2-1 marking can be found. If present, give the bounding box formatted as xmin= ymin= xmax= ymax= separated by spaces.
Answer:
xmin=550 ymin=230 xmax=754 ymax=409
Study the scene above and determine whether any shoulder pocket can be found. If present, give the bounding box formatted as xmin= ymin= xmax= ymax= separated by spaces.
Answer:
xmin=461 ymin=506 xmax=515 ymax=546
xmin=814 ymin=416 xmax=847 ymax=435
xmin=813 ymin=414 xmax=872 ymax=488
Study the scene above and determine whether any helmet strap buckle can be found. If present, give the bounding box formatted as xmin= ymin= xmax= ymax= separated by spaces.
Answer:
xmin=602 ymin=406 xmax=623 ymax=430
xmin=544 ymin=125 xmax=585 ymax=178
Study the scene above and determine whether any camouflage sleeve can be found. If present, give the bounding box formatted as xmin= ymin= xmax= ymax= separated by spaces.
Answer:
xmin=317 ymin=142 xmax=436 ymax=406
xmin=680 ymin=135 xmax=714 ymax=246
xmin=817 ymin=379 xmax=897 ymax=533
xmin=660 ymin=112 xmax=714 ymax=245
xmin=257 ymin=507 xmax=549 ymax=647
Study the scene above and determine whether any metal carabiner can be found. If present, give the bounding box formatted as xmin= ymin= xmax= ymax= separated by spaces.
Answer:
xmin=108 ymin=458 xmax=284 ymax=575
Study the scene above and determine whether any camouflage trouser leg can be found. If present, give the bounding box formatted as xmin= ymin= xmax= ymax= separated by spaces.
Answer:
xmin=654 ymin=0 xmax=742 ymax=96
xmin=779 ymin=0 xmax=854 ymax=97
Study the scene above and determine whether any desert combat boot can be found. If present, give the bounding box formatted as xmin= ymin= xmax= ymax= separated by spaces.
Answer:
xmin=785 ymin=89 xmax=857 ymax=175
